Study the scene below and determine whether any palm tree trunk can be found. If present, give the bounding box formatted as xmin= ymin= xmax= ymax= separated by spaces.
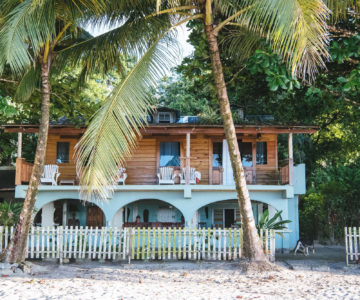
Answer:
xmin=5 ymin=58 xmax=51 ymax=264
xmin=204 ymin=24 xmax=266 ymax=261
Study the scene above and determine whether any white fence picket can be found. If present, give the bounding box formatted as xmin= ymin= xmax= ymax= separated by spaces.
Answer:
xmin=0 ymin=226 xmax=276 ymax=263
xmin=345 ymin=227 xmax=360 ymax=265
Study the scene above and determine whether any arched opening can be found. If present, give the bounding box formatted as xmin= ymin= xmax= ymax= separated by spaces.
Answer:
xmin=195 ymin=199 xmax=277 ymax=229
xmin=112 ymin=199 xmax=184 ymax=228
xmin=34 ymin=199 xmax=105 ymax=227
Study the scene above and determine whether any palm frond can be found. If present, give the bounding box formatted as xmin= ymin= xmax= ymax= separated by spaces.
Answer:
xmin=219 ymin=26 xmax=261 ymax=64
xmin=14 ymin=66 xmax=40 ymax=102
xmin=75 ymin=36 xmax=180 ymax=201
xmin=324 ymin=0 xmax=360 ymax=22
xmin=56 ymin=14 xmax=174 ymax=84
xmin=216 ymin=0 xmax=330 ymax=80
xmin=0 ymin=0 xmax=55 ymax=74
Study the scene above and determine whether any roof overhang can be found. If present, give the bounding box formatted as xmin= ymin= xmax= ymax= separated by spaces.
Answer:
xmin=1 ymin=124 xmax=318 ymax=134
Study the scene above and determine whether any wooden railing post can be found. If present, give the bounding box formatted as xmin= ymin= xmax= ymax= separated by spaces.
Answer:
xmin=288 ymin=133 xmax=294 ymax=185
xmin=15 ymin=158 xmax=24 ymax=185
xmin=185 ymin=132 xmax=190 ymax=185
xmin=17 ymin=132 xmax=22 ymax=158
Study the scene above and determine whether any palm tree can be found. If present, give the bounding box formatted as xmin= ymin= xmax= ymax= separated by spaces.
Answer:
xmin=0 ymin=0 xmax=173 ymax=263
xmin=0 ymin=0 xmax=106 ymax=264
xmin=76 ymin=0 xmax=357 ymax=264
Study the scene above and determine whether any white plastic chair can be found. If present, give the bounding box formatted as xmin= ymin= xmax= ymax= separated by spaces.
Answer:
xmin=180 ymin=167 xmax=201 ymax=184
xmin=157 ymin=167 xmax=176 ymax=184
xmin=117 ymin=167 xmax=128 ymax=185
xmin=40 ymin=164 xmax=60 ymax=186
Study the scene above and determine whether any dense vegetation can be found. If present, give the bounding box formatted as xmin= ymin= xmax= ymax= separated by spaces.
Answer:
xmin=154 ymin=18 xmax=360 ymax=243
xmin=0 ymin=11 xmax=359 ymax=244
xmin=0 ymin=67 xmax=124 ymax=164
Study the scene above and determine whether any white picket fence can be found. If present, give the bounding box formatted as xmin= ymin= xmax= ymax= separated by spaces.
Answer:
xmin=345 ymin=227 xmax=360 ymax=265
xmin=0 ymin=226 xmax=276 ymax=262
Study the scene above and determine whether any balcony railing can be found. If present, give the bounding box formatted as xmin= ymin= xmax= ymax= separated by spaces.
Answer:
xmin=15 ymin=158 xmax=34 ymax=185
xmin=15 ymin=159 xmax=291 ymax=186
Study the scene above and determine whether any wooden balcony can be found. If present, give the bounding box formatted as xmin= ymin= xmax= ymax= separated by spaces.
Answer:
xmin=15 ymin=158 xmax=33 ymax=185
xmin=15 ymin=158 xmax=291 ymax=186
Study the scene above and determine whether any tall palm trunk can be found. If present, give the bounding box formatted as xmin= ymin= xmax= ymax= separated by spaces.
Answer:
xmin=204 ymin=16 xmax=266 ymax=260
xmin=5 ymin=57 xmax=51 ymax=264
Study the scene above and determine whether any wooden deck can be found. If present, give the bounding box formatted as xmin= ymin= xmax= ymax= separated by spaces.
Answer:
xmin=15 ymin=132 xmax=290 ymax=186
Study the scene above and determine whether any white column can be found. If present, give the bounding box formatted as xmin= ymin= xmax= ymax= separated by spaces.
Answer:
xmin=185 ymin=132 xmax=190 ymax=185
xmin=17 ymin=132 xmax=22 ymax=158
xmin=112 ymin=208 xmax=124 ymax=228
xmin=132 ymin=206 xmax=138 ymax=222
xmin=62 ymin=200 xmax=67 ymax=226
xmin=258 ymin=203 xmax=264 ymax=221
xmin=190 ymin=210 xmax=199 ymax=228
xmin=288 ymin=133 xmax=294 ymax=185
xmin=41 ymin=202 xmax=54 ymax=227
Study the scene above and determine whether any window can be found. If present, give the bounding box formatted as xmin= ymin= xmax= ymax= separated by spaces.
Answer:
xmin=256 ymin=142 xmax=267 ymax=164
xmin=160 ymin=142 xmax=180 ymax=166
xmin=238 ymin=140 xmax=253 ymax=167
xmin=158 ymin=112 xmax=171 ymax=123
xmin=56 ymin=142 xmax=69 ymax=163
xmin=213 ymin=142 xmax=223 ymax=167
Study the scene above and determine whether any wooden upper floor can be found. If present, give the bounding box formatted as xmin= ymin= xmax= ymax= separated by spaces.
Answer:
xmin=3 ymin=123 xmax=317 ymax=186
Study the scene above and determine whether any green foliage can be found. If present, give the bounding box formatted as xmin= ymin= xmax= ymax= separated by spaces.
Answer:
xmin=330 ymin=35 xmax=360 ymax=64
xmin=0 ymin=66 xmax=123 ymax=165
xmin=157 ymin=15 xmax=359 ymax=243
xmin=256 ymin=210 xmax=291 ymax=237
xmin=246 ymin=50 xmax=301 ymax=92
xmin=301 ymin=160 xmax=360 ymax=241
xmin=0 ymin=201 xmax=23 ymax=226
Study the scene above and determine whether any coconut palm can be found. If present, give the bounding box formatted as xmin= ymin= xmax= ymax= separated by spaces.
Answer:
xmin=0 ymin=0 xmax=103 ymax=264
xmin=0 ymin=0 xmax=176 ymax=265
xmin=75 ymin=0 xmax=358 ymax=263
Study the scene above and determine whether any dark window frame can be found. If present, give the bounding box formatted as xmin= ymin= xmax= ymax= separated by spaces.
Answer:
xmin=212 ymin=142 xmax=223 ymax=167
xmin=158 ymin=112 xmax=171 ymax=123
xmin=256 ymin=142 xmax=267 ymax=165
xmin=56 ymin=142 xmax=70 ymax=163
xmin=238 ymin=140 xmax=253 ymax=167
xmin=160 ymin=141 xmax=180 ymax=167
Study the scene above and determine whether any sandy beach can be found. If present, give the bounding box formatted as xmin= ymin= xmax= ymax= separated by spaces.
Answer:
xmin=0 ymin=259 xmax=359 ymax=300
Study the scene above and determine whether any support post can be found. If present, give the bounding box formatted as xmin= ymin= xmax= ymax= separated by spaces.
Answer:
xmin=288 ymin=133 xmax=294 ymax=185
xmin=62 ymin=200 xmax=67 ymax=226
xmin=185 ymin=132 xmax=190 ymax=185
xmin=252 ymin=141 xmax=257 ymax=184
xmin=17 ymin=132 xmax=22 ymax=158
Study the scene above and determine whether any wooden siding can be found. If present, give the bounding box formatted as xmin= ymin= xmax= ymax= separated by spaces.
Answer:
xmin=190 ymin=134 xmax=210 ymax=184
xmin=126 ymin=138 xmax=157 ymax=185
xmin=45 ymin=135 xmax=78 ymax=182
xmin=43 ymin=133 xmax=278 ymax=185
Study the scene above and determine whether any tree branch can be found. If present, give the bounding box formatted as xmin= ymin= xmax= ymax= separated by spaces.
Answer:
xmin=0 ymin=78 xmax=18 ymax=84
xmin=328 ymin=89 xmax=360 ymax=107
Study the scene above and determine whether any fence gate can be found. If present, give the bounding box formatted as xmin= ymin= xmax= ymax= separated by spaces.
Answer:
xmin=345 ymin=227 xmax=360 ymax=265
xmin=0 ymin=226 xmax=276 ymax=263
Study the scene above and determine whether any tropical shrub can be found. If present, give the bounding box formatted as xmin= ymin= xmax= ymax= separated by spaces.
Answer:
xmin=0 ymin=202 xmax=23 ymax=226
xmin=256 ymin=210 xmax=291 ymax=236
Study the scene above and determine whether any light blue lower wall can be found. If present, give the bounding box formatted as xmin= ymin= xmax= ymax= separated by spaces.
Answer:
xmin=16 ymin=184 xmax=301 ymax=250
